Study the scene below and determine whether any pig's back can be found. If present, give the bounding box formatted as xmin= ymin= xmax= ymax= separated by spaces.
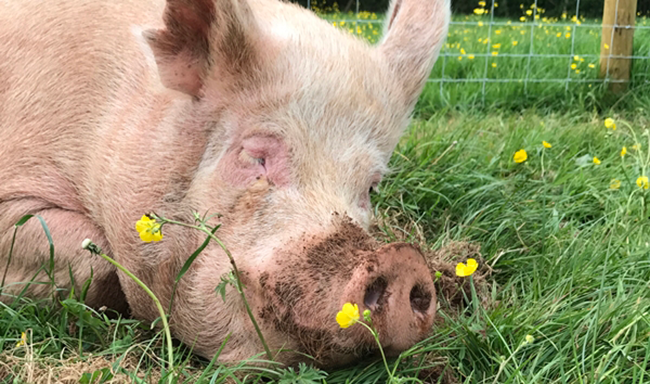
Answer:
xmin=0 ymin=0 xmax=164 ymax=208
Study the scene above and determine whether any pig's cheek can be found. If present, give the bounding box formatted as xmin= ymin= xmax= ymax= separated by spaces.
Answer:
xmin=359 ymin=194 xmax=371 ymax=211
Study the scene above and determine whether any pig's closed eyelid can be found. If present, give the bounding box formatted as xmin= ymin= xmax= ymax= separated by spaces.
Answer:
xmin=242 ymin=147 xmax=268 ymax=159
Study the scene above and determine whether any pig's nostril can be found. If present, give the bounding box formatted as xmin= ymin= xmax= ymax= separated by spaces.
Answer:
xmin=364 ymin=276 xmax=388 ymax=311
xmin=409 ymin=284 xmax=432 ymax=314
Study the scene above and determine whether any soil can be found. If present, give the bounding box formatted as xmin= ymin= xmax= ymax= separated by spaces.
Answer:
xmin=424 ymin=240 xmax=492 ymax=314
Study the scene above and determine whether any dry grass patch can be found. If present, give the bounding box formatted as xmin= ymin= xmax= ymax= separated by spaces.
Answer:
xmin=0 ymin=349 xmax=162 ymax=384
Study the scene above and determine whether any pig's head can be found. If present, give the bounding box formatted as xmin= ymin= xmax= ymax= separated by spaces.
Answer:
xmin=141 ymin=0 xmax=449 ymax=367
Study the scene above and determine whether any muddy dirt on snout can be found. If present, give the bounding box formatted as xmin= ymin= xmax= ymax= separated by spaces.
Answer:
xmin=260 ymin=216 xmax=490 ymax=373
xmin=257 ymin=219 xmax=382 ymax=363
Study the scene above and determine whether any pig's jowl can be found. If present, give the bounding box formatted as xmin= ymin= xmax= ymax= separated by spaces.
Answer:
xmin=0 ymin=0 xmax=450 ymax=366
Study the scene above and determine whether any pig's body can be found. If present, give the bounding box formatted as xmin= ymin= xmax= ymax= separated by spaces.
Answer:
xmin=0 ymin=0 xmax=449 ymax=366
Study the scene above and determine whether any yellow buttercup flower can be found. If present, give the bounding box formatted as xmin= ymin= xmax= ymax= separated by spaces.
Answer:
xmin=15 ymin=332 xmax=26 ymax=348
xmin=621 ymin=147 xmax=627 ymax=157
xmin=513 ymin=149 xmax=528 ymax=163
xmin=637 ymin=176 xmax=649 ymax=190
xmin=543 ymin=141 xmax=552 ymax=148
xmin=456 ymin=258 xmax=478 ymax=277
xmin=525 ymin=334 xmax=535 ymax=344
xmin=604 ymin=117 xmax=616 ymax=130
xmin=593 ymin=157 xmax=601 ymax=165
xmin=336 ymin=303 xmax=360 ymax=328
xmin=631 ymin=144 xmax=640 ymax=150
xmin=135 ymin=215 xmax=163 ymax=242
xmin=610 ymin=179 xmax=621 ymax=190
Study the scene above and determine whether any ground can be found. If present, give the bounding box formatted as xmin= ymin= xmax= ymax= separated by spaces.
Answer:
xmin=2 ymin=9 xmax=650 ymax=384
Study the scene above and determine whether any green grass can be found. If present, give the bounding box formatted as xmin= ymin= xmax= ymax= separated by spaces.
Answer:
xmin=328 ymin=10 xmax=650 ymax=112
xmin=3 ymin=108 xmax=649 ymax=383
xmin=375 ymin=109 xmax=650 ymax=383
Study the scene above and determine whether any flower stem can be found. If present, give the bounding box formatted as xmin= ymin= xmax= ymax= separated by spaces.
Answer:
xmin=160 ymin=218 xmax=273 ymax=361
xmin=96 ymin=252 xmax=174 ymax=383
xmin=470 ymin=275 xmax=480 ymax=321
xmin=358 ymin=321 xmax=394 ymax=383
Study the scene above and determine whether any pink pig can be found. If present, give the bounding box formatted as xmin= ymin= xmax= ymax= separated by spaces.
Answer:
xmin=0 ymin=0 xmax=449 ymax=366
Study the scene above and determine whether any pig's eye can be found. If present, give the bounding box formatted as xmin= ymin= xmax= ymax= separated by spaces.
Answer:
xmin=220 ymin=134 xmax=290 ymax=188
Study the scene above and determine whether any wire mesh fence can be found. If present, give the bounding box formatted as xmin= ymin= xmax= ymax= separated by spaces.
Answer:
xmin=304 ymin=0 xmax=650 ymax=106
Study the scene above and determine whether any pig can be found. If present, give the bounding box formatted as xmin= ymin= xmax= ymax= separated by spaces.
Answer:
xmin=0 ymin=0 xmax=449 ymax=367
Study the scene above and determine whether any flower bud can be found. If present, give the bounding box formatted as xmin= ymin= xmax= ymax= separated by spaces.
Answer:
xmin=81 ymin=238 xmax=92 ymax=250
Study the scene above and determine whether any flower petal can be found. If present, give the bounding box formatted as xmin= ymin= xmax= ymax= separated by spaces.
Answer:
xmin=139 ymin=231 xmax=153 ymax=242
xmin=336 ymin=303 xmax=359 ymax=328
xmin=151 ymin=230 xmax=163 ymax=242
xmin=466 ymin=258 xmax=478 ymax=275
xmin=135 ymin=220 xmax=148 ymax=233
xmin=455 ymin=262 xmax=467 ymax=277
xmin=513 ymin=149 xmax=528 ymax=163
xmin=336 ymin=311 xmax=352 ymax=328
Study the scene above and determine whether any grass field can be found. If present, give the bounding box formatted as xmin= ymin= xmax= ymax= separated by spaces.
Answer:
xmin=328 ymin=7 xmax=650 ymax=112
xmin=2 ymin=8 xmax=650 ymax=384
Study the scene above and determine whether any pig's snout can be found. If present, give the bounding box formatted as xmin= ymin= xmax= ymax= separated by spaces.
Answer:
xmin=343 ymin=243 xmax=436 ymax=354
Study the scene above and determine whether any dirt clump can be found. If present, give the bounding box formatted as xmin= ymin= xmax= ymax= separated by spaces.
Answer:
xmin=424 ymin=241 xmax=492 ymax=315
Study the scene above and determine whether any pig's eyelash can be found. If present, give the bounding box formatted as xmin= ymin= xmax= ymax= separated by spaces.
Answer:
xmin=369 ymin=182 xmax=380 ymax=195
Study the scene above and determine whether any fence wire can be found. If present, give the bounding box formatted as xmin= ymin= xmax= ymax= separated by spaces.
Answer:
xmin=310 ymin=0 xmax=650 ymax=104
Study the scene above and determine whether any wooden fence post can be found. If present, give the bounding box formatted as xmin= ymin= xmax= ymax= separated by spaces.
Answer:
xmin=599 ymin=0 xmax=638 ymax=93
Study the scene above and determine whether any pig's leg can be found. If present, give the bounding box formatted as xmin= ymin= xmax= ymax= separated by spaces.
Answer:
xmin=0 ymin=200 xmax=127 ymax=312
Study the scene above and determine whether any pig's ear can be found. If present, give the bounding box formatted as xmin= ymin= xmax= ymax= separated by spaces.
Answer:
xmin=378 ymin=0 xmax=450 ymax=106
xmin=144 ymin=0 xmax=258 ymax=97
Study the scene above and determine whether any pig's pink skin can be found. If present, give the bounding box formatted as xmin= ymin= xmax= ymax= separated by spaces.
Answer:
xmin=0 ymin=0 xmax=450 ymax=366
xmin=218 ymin=134 xmax=292 ymax=188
